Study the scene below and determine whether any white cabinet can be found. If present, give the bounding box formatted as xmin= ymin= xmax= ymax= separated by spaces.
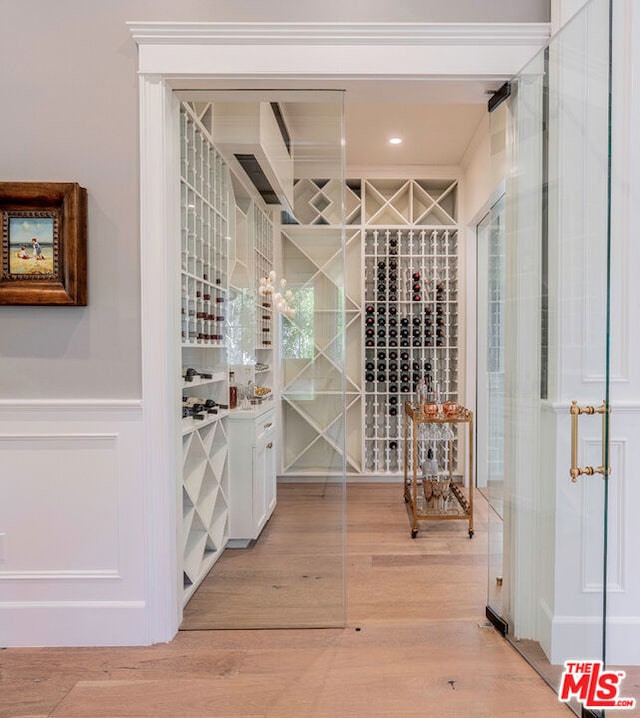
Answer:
xmin=227 ymin=405 xmax=276 ymax=542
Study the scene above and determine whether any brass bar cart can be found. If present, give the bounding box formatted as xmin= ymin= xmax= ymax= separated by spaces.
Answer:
xmin=403 ymin=402 xmax=474 ymax=539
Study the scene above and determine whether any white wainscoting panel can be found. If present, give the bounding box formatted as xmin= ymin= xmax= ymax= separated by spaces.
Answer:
xmin=0 ymin=400 xmax=146 ymax=646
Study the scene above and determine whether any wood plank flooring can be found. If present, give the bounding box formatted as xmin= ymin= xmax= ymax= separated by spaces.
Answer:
xmin=0 ymin=482 xmax=573 ymax=718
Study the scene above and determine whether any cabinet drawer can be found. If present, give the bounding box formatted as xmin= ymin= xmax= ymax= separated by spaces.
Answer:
xmin=255 ymin=410 xmax=275 ymax=442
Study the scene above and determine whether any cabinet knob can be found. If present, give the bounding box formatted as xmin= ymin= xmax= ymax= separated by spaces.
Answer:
xmin=266 ymin=442 xmax=273 ymax=449
xmin=264 ymin=422 xmax=273 ymax=429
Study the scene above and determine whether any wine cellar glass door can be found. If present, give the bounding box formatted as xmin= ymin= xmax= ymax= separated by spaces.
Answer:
xmin=178 ymin=90 xmax=347 ymax=629
xmin=491 ymin=0 xmax=628 ymax=711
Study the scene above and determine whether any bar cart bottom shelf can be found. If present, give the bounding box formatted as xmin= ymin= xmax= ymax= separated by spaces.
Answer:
xmin=404 ymin=478 xmax=474 ymax=539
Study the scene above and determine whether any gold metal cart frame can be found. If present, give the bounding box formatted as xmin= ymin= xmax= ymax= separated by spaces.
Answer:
xmin=403 ymin=402 xmax=474 ymax=539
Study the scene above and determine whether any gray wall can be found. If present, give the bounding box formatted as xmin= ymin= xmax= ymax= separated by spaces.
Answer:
xmin=0 ymin=0 xmax=549 ymax=399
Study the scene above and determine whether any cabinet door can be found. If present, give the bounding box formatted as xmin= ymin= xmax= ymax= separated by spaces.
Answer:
xmin=254 ymin=423 xmax=276 ymax=535
xmin=264 ymin=427 xmax=276 ymax=515
xmin=253 ymin=434 xmax=268 ymax=535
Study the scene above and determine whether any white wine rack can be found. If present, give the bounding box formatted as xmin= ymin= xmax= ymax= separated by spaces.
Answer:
xmin=282 ymin=177 xmax=459 ymax=477
xmin=363 ymin=227 xmax=458 ymax=474
xmin=180 ymin=102 xmax=231 ymax=603
xmin=280 ymin=225 xmax=361 ymax=474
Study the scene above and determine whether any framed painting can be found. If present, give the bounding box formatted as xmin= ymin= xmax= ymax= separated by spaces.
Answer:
xmin=0 ymin=182 xmax=87 ymax=305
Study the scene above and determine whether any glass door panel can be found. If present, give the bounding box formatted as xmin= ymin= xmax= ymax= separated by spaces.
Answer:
xmin=179 ymin=90 xmax=346 ymax=629
xmin=490 ymin=0 xmax=626 ymax=712
xmin=477 ymin=196 xmax=506 ymax=626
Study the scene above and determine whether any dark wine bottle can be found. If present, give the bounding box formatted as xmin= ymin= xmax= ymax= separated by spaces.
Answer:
xmin=365 ymin=372 xmax=375 ymax=382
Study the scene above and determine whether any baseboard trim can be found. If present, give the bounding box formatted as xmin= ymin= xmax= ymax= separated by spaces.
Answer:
xmin=0 ymin=601 xmax=148 ymax=647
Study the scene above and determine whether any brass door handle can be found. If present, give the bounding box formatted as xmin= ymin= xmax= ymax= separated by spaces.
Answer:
xmin=570 ymin=400 xmax=610 ymax=482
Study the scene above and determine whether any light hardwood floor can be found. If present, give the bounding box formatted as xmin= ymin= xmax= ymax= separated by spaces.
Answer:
xmin=0 ymin=483 xmax=573 ymax=718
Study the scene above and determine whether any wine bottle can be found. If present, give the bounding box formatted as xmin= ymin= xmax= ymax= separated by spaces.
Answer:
xmin=365 ymin=372 xmax=375 ymax=382
xmin=400 ymin=317 xmax=409 ymax=327
xmin=366 ymin=305 xmax=375 ymax=314
xmin=229 ymin=371 xmax=238 ymax=410
xmin=365 ymin=361 xmax=375 ymax=371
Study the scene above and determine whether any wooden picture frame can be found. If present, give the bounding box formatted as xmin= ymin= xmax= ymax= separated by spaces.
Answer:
xmin=0 ymin=182 xmax=87 ymax=305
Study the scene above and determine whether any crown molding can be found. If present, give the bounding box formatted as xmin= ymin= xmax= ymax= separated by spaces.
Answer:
xmin=128 ymin=21 xmax=551 ymax=47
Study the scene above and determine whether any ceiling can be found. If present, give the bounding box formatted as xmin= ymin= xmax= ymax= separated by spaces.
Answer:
xmin=345 ymin=101 xmax=486 ymax=168
xmin=183 ymin=80 xmax=495 ymax=172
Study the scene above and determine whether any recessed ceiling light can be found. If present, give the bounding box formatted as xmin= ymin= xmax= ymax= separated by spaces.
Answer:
xmin=389 ymin=137 xmax=403 ymax=145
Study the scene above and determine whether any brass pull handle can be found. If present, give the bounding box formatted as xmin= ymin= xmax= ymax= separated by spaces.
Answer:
xmin=570 ymin=400 xmax=610 ymax=482
xmin=264 ymin=422 xmax=273 ymax=429
xmin=266 ymin=441 xmax=273 ymax=449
